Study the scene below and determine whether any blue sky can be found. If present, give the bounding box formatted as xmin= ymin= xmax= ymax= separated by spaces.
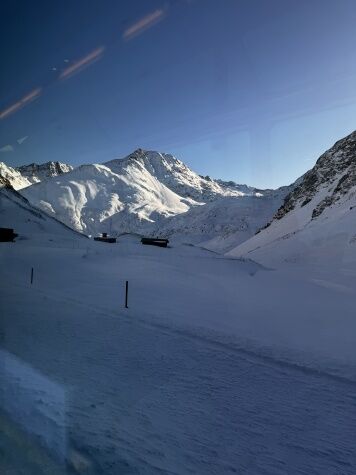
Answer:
xmin=0 ymin=0 xmax=355 ymax=188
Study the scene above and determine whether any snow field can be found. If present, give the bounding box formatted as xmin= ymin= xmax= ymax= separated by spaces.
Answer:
xmin=1 ymin=235 xmax=356 ymax=473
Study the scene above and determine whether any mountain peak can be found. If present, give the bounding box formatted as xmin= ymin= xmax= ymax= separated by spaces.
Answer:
xmin=127 ymin=148 xmax=147 ymax=160
xmin=105 ymin=148 xmax=254 ymax=202
xmin=125 ymin=148 xmax=178 ymax=165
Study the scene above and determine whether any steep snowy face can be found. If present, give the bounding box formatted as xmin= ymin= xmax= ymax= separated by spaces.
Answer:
xmin=228 ymin=130 xmax=356 ymax=266
xmin=0 ymin=162 xmax=33 ymax=190
xmin=105 ymin=149 xmax=256 ymax=201
xmin=16 ymin=161 xmax=73 ymax=185
xmin=275 ymin=130 xmax=356 ymax=221
xmin=0 ymin=184 xmax=85 ymax=241
xmin=21 ymin=162 xmax=193 ymax=235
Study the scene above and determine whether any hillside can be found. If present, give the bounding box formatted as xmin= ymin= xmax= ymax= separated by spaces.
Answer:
xmin=154 ymin=190 xmax=288 ymax=252
xmin=228 ymin=130 xmax=356 ymax=267
xmin=0 ymin=183 xmax=85 ymax=242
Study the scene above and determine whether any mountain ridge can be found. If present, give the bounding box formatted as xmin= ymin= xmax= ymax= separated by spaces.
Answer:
xmin=19 ymin=148 xmax=277 ymax=238
xmin=16 ymin=161 xmax=73 ymax=185
xmin=0 ymin=160 xmax=73 ymax=190
xmin=228 ymin=130 xmax=356 ymax=265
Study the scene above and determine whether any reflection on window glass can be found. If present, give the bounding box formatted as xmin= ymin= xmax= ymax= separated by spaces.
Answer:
xmin=1 ymin=1 xmax=356 ymax=474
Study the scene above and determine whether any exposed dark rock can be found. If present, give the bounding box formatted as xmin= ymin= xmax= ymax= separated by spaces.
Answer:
xmin=273 ymin=130 xmax=356 ymax=221
xmin=16 ymin=161 xmax=73 ymax=182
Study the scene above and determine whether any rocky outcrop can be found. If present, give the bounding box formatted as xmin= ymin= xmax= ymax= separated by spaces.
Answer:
xmin=275 ymin=130 xmax=356 ymax=221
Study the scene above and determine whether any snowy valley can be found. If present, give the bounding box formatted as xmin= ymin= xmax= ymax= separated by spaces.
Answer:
xmin=1 ymin=131 xmax=356 ymax=474
xmin=3 ymin=1 xmax=356 ymax=472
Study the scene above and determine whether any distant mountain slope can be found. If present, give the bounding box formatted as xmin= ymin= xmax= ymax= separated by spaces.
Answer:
xmin=0 ymin=183 xmax=85 ymax=241
xmin=21 ymin=149 xmax=266 ymax=236
xmin=0 ymin=161 xmax=72 ymax=190
xmin=228 ymin=130 xmax=356 ymax=266
xmin=104 ymin=148 xmax=255 ymax=201
xmin=153 ymin=189 xmax=289 ymax=252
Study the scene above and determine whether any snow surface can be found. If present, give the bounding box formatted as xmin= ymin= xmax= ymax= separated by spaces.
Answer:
xmin=1 ymin=217 xmax=356 ymax=473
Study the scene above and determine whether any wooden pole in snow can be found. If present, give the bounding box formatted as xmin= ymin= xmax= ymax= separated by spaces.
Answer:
xmin=125 ymin=281 xmax=128 ymax=308
xmin=30 ymin=267 xmax=34 ymax=285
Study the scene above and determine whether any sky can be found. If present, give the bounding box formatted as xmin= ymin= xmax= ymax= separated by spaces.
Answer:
xmin=0 ymin=0 xmax=356 ymax=189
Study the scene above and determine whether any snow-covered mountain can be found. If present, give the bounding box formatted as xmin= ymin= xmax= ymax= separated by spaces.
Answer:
xmin=0 ymin=162 xmax=33 ymax=190
xmin=0 ymin=182 xmax=85 ymax=241
xmin=16 ymin=161 xmax=73 ymax=185
xmin=105 ymin=149 xmax=255 ymax=201
xmin=21 ymin=149 xmax=270 ymax=237
xmin=0 ymin=161 xmax=73 ymax=190
xmin=153 ymin=189 xmax=288 ymax=252
xmin=21 ymin=161 xmax=191 ymax=235
xmin=228 ymin=130 xmax=356 ymax=266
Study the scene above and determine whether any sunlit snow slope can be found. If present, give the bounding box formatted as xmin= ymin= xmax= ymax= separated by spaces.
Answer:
xmin=21 ymin=149 xmax=271 ymax=237
xmin=0 ymin=184 xmax=85 ymax=242
xmin=155 ymin=191 xmax=288 ymax=252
